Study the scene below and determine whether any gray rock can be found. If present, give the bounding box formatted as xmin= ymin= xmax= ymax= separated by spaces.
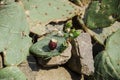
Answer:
xmin=67 ymin=33 xmax=94 ymax=75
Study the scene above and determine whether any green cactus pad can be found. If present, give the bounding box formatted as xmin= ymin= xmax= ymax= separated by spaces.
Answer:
xmin=0 ymin=2 xmax=31 ymax=66
xmin=94 ymin=29 xmax=120 ymax=79
xmin=85 ymin=0 xmax=120 ymax=29
xmin=0 ymin=66 xmax=26 ymax=80
xmin=22 ymin=0 xmax=79 ymax=25
xmin=30 ymin=32 xmax=67 ymax=58
xmin=101 ymin=0 xmax=120 ymax=18
xmin=21 ymin=0 xmax=79 ymax=35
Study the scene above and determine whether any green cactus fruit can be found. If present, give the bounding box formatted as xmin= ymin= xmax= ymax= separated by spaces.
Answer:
xmin=94 ymin=29 xmax=120 ymax=80
xmin=0 ymin=66 xmax=26 ymax=80
xmin=85 ymin=0 xmax=120 ymax=29
xmin=65 ymin=20 xmax=72 ymax=28
xmin=30 ymin=32 xmax=67 ymax=58
xmin=21 ymin=0 xmax=80 ymax=35
xmin=0 ymin=2 xmax=31 ymax=66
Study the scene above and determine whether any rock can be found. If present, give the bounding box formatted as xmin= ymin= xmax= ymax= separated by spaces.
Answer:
xmin=67 ymin=33 xmax=94 ymax=75
xmin=35 ymin=67 xmax=80 ymax=80
xmin=37 ymin=43 xmax=72 ymax=67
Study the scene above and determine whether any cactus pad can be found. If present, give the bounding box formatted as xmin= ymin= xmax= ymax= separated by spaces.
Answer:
xmin=0 ymin=66 xmax=26 ymax=80
xmin=94 ymin=29 xmax=120 ymax=79
xmin=22 ymin=0 xmax=79 ymax=25
xmin=0 ymin=2 xmax=31 ymax=66
xmin=30 ymin=32 xmax=67 ymax=58
xmin=21 ymin=0 xmax=80 ymax=35
xmin=85 ymin=0 xmax=120 ymax=29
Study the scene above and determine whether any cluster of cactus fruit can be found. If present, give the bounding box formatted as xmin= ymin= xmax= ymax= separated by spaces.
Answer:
xmin=64 ymin=20 xmax=81 ymax=40
xmin=0 ymin=0 xmax=120 ymax=79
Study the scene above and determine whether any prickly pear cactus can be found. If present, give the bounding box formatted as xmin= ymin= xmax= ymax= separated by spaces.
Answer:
xmin=30 ymin=32 xmax=67 ymax=58
xmin=0 ymin=66 xmax=26 ymax=80
xmin=85 ymin=0 xmax=120 ymax=29
xmin=21 ymin=0 xmax=80 ymax=35
xmin=0 ymin=2 xmax=31 ymax=66
xmin=94 ymin=29 xmax=120 ymax=80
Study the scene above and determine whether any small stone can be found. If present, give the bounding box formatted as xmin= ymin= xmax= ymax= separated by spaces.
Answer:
xmin=67 ymin=33 xmax=94 ymax=75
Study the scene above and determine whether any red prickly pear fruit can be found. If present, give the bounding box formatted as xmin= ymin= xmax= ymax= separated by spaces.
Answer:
xmin=48 ymin=39 xmax=57 ymax=50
